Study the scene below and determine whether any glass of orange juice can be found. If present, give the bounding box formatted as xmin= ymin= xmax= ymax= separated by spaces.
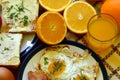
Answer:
xmin=87 ymin=13 xmax=118 ymax=54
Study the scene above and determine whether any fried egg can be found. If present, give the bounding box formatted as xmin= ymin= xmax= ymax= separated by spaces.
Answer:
xmin=39 ymin=46 xmax=99 ymax=80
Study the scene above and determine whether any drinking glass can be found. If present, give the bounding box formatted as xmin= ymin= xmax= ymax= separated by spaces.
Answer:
xmin=87 ymin=13 xmax=118 ymax=54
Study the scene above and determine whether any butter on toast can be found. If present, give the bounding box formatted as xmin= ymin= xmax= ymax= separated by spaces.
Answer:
xmin=0 ymin=33 xmax=23 ymax=66
xmin=1 ymin=0 xmax=39 ymax=32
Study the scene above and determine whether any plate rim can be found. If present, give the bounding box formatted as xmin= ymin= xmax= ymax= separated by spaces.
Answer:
xmin=18 ymin=40 xmax=108 ymax=80
xmin=20 ymin=34 xmax=39 ymax=58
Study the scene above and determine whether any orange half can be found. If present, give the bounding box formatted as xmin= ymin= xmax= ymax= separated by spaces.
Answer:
xmin=64 ymin=1 xmax=97 ymax=34
xmin=36 ymin=11 xmax=67 ymax=45
xmin=39 ymin=0 xmax=72 ymax=12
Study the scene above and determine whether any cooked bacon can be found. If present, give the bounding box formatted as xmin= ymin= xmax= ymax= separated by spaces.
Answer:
xmin=28 ymin=70 xmax=49 ymax=80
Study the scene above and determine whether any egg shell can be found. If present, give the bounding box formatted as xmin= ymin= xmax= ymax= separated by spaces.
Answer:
xmin=0 ymin=67 xmax=15 ymax=80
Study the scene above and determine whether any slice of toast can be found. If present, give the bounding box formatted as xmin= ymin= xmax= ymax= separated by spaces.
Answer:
xmin=0 ymin=33 xmax=23 ymax=66
xmin=1 ymin=0 xmax=39 ymax=32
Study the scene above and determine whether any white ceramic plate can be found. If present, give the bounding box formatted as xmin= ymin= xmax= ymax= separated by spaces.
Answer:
xmin=18 ymin=40 xmax=108 ymax=80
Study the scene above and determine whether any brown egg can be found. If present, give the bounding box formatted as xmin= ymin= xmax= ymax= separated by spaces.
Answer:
xmin=0 ymin=67 xmax=15 ymax=80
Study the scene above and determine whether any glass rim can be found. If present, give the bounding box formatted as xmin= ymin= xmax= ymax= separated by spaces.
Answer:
xmin=87 ymin=13 xmax=118 ymax=42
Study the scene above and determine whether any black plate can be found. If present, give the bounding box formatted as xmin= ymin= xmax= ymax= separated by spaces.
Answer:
xmin=18 ymin=40 xmax=108 ymax=80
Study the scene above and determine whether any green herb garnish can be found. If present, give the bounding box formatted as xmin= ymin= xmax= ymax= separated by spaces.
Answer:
xmin=44 ymin=57 xmax=49 ymax=65
xmin=8 ymin=12 xmax=16 ymax=19
xmin=6 ymin=34 xmax=14 ymax=40
xmin=0 ymin=47 xmax=10 ymax=54
xmin=73 ymin=78 xmax=76 ymax=80
xmin=7 ymin=5 xmax=13 ymax=12
xmin=23 ymin=15 xmax=28 ymax=26
xmin=17 ymin=0 xmax=24 ymax=12
xmin=4 ymin=47 xmax=9 ymax=51
xmin=51 ymin=61 xmax=64 ymax=74
xmin=0 ymin=37 xmax=3 ymax=41
xmin=80 ymin=76 xmax=87 ymax=80
xmin=16 ymin=0 xmax=31 ymax=13
xmin=7 ymin=0 xmax=31 ymax=27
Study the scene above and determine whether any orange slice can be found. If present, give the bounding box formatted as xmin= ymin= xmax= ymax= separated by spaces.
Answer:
xmin=36 ymin=11 xmax=67 ymax=45
xmin=64 ymin=1 xmax=97 ymax=34
xmin=39 ymin=0 xmax=71 ymax=12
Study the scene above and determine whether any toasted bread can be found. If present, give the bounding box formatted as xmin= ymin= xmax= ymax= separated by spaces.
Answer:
xmin=0 ymin=33 xmax=23 ymax=66
xmin=1 ymin=0 xmax=39 ymax=32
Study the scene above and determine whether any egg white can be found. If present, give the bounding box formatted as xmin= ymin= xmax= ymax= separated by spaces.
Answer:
xmin=40 ymin=49 xmax=76 ymax=80
xmin=39 ymin=46 xmax=99 ymax=80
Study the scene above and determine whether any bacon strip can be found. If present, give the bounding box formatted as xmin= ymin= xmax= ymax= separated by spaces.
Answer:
xmin=28 ymin=70 xmax=48 ymax=80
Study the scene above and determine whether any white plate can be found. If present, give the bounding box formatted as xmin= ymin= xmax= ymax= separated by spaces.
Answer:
xmin=18 ymin=40 xmax=108 ymax=80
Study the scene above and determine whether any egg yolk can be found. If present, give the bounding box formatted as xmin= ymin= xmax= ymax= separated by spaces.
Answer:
xmin=48 ymin=60 xmax=66 ymax=76
xmin=75 ymin=74 xmax=89 ymax=80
